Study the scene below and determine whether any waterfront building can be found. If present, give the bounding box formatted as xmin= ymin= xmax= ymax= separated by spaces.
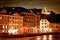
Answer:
xmin=8 ymin=12 xmax=23 ymax=34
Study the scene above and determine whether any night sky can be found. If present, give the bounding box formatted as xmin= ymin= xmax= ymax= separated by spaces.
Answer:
xmin=0 ymin=0 xmax=60 ymax=13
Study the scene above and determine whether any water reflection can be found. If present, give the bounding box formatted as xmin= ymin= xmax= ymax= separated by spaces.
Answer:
xmin=36 ymin=35 xmax=53 ymax=40
xmin=0 ymin=34 xmax=60 ymax=40
xmin=36 ymin=36 xmax=41 ymax=40
xmin=43 ymin=35 xmax=47 ymax=40
xmin=49 ymin=35 xmax=52 ymax=40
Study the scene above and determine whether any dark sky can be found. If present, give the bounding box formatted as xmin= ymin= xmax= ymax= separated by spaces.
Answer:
xmin=0 ymin=0 xmax=60 ymax=13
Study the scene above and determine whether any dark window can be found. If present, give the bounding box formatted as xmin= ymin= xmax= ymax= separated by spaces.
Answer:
xmin=9 ymin=17 xmax=11 ymax=19
xmin=42 ymin=26 xmax=43 ymax=28
xmin=45 ymin=26 xmax=46 ymax=28
xmin=42 ymin=23 xmax=43 ymax=25
xmin=0 ymin=25 xmax=3 ymax=30
xmin=45 ymin=23 xmax=47 ymax=25
xmin=13 ymin=17 xmax=14 ymax=19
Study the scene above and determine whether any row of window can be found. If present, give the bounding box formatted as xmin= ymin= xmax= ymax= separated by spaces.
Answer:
xmin=41 ymin=26 xmax=49 ymax=28
xmin=9 ymin=17 xmax=22 ymax=19
xmin=22 ymin=12 xmax=33 ymax=15
xmin=42 ymin=23 xmax=47 ymax=25
xmin=9 ymin=21 xmax=23 ymax=24
xmin=50 ymin=26 xmax=60 ymax=28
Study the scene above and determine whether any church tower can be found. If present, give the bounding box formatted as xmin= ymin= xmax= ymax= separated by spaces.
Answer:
xmin=42 ymin=6 xmax=51 ymax=15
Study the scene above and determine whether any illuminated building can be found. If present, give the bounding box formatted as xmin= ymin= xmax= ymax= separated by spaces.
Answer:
xmin=40 ymin=19 xmax=50 ymax=32
xmin=39 ymin=7 xmax=50 ymax=32
xmin=8 ymin=12 xmax=23 ymax=34
xmin=41 ymin=6 xmax=51 ymax=15
xmin=0 ymin=14 xmax=9 ymax=33
xmin=0 ymin=7 xmax=60 ymax=34
xmin=21 ymin=10 xmax=40 ymax=33
xmin=40 ymin=7 xmax=60 ymax=32
xmin=0 ymin=8 xmax=9 ymax=33
xmin=21 ymin=10 xmax=40 ymax=27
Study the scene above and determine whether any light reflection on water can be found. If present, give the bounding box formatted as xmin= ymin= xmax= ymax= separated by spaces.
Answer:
xmin=43 ymin=35 xmax=47 ymax=40
xmin=49 ymin=35 xmax=52 ymax=40
xmin=0 ymin=34 xmax=60 ymax=40
xmin=36 ymin=35 xmax=52 ymax=40
xmin=36 ymin=36 xmax=41 ymax=40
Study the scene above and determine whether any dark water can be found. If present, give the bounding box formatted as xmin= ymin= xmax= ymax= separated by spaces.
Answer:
xmin=0 ymin=34 xmax=60 ymax=40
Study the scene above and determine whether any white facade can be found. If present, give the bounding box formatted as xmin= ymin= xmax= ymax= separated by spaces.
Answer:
xmin=40 ymin=19 xmax=50 ymax=32
xmin=42 ymin=7 xmax=51 ymax=15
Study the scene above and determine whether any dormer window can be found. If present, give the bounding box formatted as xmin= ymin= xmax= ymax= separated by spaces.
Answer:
xmin=13 ymin=12 xmax=19 ymax=16
xmin=1 ymin=9 xmax=7 ymax=14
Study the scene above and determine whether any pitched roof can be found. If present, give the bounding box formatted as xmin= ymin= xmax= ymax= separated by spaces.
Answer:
xmin=0 ymin=7 xmax=30 ymax=15
xmin=28 ymin=8 xmax=42 ymax=15
xmin=41 ymin=14 xmax=60 ymax=23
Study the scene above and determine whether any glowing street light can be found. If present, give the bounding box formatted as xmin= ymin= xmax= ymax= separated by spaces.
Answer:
xmin=2 ymin=30 xmax=4 ymax=32
xmin=3 ymin=25 xmax=4 ymax=28
xmin=49 ymin=28 xmax=52 ymax=32
xmin=8 ymin=29 xmax=18 ymax=35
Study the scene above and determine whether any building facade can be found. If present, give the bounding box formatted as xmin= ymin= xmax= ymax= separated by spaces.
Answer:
xmin=40 ymin=19 xmax=50 ymax=32
xmin=0 ymin=14 xmax=9 ymax=33
xmin=8 ymin=12 xmax=23 ymax=34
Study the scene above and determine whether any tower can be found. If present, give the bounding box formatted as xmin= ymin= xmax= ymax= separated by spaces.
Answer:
xmin=42 ymin=6 xmax=50 ymax=15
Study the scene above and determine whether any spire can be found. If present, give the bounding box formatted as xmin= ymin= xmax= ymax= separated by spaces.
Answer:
xmin=44 ymin=6 xmax=48 ymax=13
xmin=42 ymin=6 xmax=50 ymax=15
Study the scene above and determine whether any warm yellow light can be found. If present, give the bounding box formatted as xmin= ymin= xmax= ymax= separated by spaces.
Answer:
xmin=3 ymin=25 xmax=4 ymax=28
xmin=8 ymin=29 xmax=18 ymax=34
xmin=49 ymin=35 xmax=52 ymax=40
xmin=43 ymin=35 xmax=47 ymax=40
xmin=2 ymin=30 xmax=4 ymax=32
xmin=6 ymin=26 xmax=7 ymax=29
xmin=37 ymin=36 xmax=41 ymax=40
xmin=49 ymin=28 xmax=52 ymax=32
xmin=46 ymin=12 xmax=50 ymax=15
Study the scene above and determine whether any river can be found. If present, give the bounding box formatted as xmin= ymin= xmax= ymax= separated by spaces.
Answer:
xmin=0 ymin=34 xmax=60 ymax=40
